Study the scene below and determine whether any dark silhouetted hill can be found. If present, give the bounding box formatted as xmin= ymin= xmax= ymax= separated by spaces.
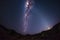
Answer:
xmin=0 ymin=23 xmax=60 ymax=40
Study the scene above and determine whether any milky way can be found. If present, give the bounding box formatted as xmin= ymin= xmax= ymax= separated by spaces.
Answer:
xmin=23 ymin=0 xmax=33 ymax=33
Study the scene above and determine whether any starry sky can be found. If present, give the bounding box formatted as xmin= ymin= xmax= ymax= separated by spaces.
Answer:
xmin=0 ymin=0 xmax=60 ymax=35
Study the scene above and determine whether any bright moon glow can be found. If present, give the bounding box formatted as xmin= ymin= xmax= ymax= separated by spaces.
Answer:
xmin=47 ymin=24 xmax=52 ymax=30
xmin=47 ymin=27 xmax=51 ymax=30
xmin=45 ymin=26 xmax=51 ymax=31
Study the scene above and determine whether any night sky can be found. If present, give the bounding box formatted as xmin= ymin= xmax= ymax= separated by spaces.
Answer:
xmin=0 ymin=0 xmax=60 ymax=35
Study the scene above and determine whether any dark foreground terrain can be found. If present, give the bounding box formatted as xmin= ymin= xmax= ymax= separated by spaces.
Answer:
xmin=0 ymin=23 xmax=60 ymax=40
